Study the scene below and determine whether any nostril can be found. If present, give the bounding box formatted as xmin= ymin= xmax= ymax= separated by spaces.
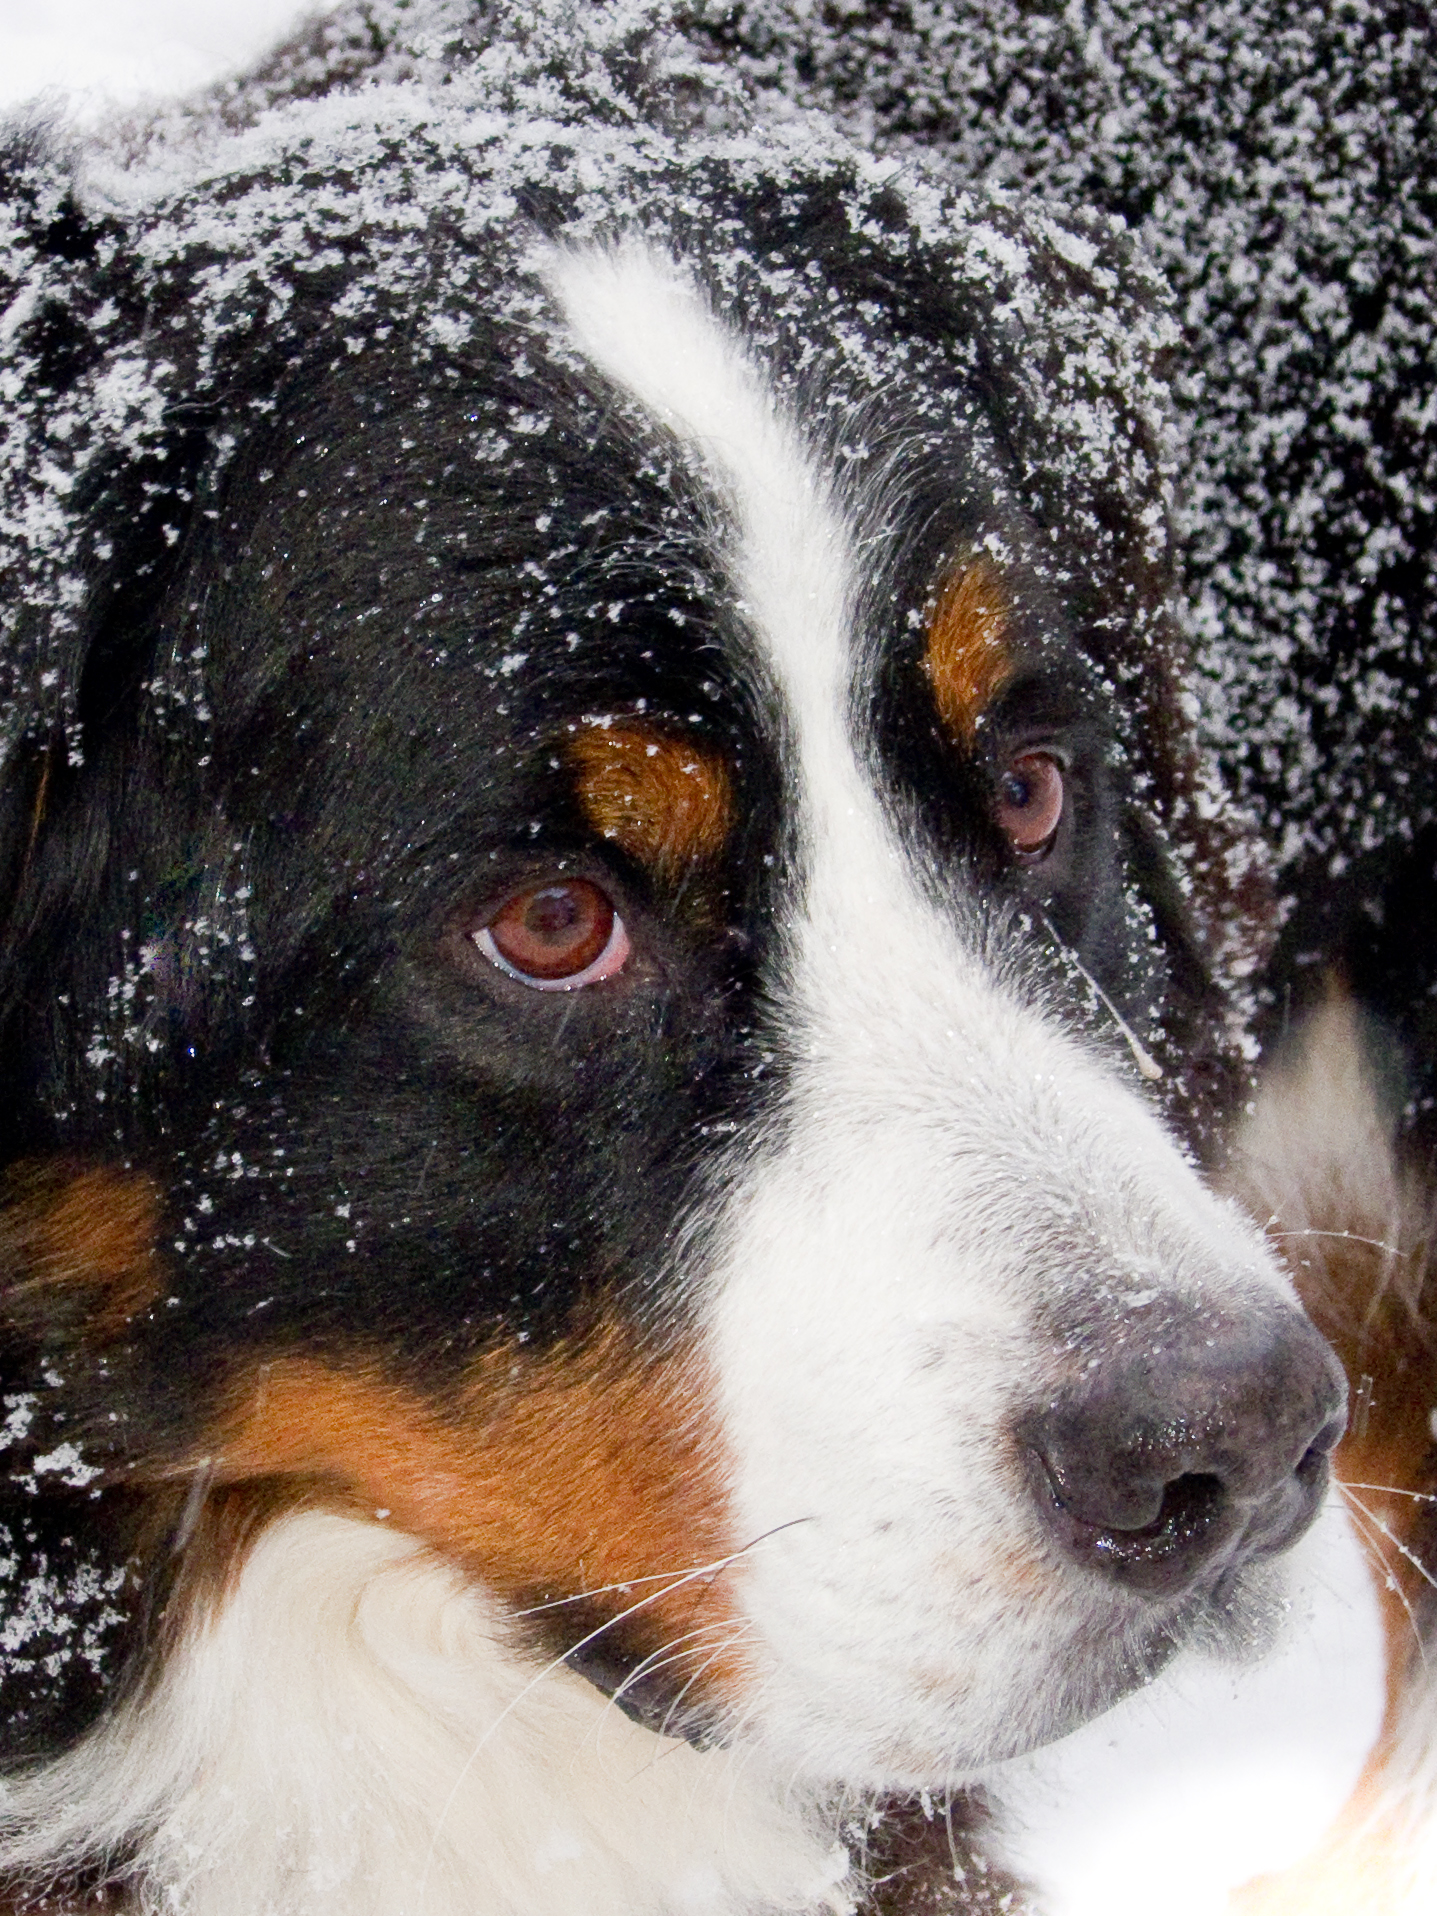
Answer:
xmin=1091 ymin=1473 xmax=1226 ymax=1577
xmin=1029 ymin=1446 xmax=1239 ymax=1596
xmin=1021 ymin=1303 xmax=1346 ymax=1599
xmin=1304 ymin=1414 xmax=1348 ymax=1471
xmin=1154 ymin=1472 xmax=1224 ymax=1533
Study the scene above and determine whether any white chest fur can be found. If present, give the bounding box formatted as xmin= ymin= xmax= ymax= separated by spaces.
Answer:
xmin=0 ymin=1511 xmax=856 ymax=1916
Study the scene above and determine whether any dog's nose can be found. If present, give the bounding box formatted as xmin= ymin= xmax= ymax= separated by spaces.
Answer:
xmin=1022 ymin=1304 xmax=1346 ymax=1597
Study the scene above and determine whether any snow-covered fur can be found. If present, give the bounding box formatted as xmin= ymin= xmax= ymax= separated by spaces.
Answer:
xmin=0 ymin=3 xmax=1431 ymax=1913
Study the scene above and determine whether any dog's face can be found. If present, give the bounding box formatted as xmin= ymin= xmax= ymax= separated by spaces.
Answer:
xmin=1 ymin=148 xmax=1342 ymax=1793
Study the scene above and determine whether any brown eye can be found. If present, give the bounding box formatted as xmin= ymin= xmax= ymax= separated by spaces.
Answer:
xmin=474 ymin=879 xmax=630 ymax=990
xmin=997 ymin=751 xmax=1064 ymax=860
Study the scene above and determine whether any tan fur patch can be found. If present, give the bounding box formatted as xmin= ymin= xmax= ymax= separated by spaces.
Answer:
xmin=204 ymin=1324 xmax=746 ymax=1698
xmin=1230 ymin=989 xmax=1437 ymax=1912
xmin=569 ymin=724 xmax=733 ymax=878
xmin=923 ymin=557 xmax=1012 ymax=744
xmin=0 ymin=1160 xmax=162 ymax=1335
xmin=1323 ymin=1282 xmax=1433 ymax=1740
xmin=1233 ymin=1806 xmax=1411 ymax=1915
xmin=1234 ymin=991 xmax=1437 ymax=1735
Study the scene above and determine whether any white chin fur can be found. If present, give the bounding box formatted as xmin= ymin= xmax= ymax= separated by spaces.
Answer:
xmin=0 ymin=1510 xmax=856 ymax=1916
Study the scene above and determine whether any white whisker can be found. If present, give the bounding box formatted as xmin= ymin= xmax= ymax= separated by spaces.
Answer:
xmin=1336 ymin=1483 xmax=1432 ymax=1669
xmin=418 ymin=1522 xmax=808 ymax=1909
xmin=1267 ymin=1227 xmax=1409 ymax=1259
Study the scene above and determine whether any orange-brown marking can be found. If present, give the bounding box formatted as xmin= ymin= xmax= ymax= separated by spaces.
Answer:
xmin=923 ymin=556 xmax=1013 ymax=744
xmin=1230 ymin=996 xmax=1437 ymax=1912
xmin=1291 ymin=1235 xmax=1437 ymax=1741
xmin=1217 ymin=1394 xmax=1432 ymax=1913
xmin=1252 ymin=1230 xmax=1437 ymax=1915
xmin=205 ymin=1323 xmax=748 ymax=1699
xmin=1231 ymin=1747 xmax=1416 ymax=1914
xmin=0 ymin=1159 xmax=162 ymax=1335
xmin=1233 ymin=1416 xmax=1437 ymax=1907
xmin=568 ymin=724 xmax=733 ymax=879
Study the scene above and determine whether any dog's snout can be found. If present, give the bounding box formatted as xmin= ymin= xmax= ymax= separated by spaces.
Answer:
xmin=1022 ymin=1305 xmax=1346 ymax=1598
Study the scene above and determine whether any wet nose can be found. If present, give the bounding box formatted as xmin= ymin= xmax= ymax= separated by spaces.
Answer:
xmin=1022 ymin=1304 xmax=1346 ymax=1597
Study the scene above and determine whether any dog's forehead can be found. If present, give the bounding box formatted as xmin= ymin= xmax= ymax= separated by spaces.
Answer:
xmin=172 ymin=224 xmax=1151 ymax=1076
xmin=545 ymin=238 xmax=856 ymax=754
xmin=224 ymin=225 xmax=1061 ymax=811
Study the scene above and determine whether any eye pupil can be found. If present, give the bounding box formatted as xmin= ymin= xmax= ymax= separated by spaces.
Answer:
xmin=523 ymin=885 xmax=589 ymax=950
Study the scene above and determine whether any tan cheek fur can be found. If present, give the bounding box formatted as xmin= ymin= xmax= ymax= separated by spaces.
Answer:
xmin=923 ymin=556 xmax=1012 ymax=745
xmin=200 ymin=1323 xmax=748 ymax=1700
xmin=0 ymin=1160 xmax=163 ymax=1335
xmin=568 ymin=724 xmax=733 ymax=879
xmin=1229 ymin=991 xmax=1437 ymax=1913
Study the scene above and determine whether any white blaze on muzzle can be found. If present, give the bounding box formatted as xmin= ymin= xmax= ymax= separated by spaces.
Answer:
xmin=546 ymin=233 xmax=1337 ymax=1787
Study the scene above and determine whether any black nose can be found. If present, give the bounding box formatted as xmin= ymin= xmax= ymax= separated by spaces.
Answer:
xmin=1022 ymin=1303 xmax=1346 ymax=1597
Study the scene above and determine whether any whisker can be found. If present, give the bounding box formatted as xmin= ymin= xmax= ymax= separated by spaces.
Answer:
xmin=597 ymin=1619 xmax=753 ymax=1734
xmin=654 ymin=1630 xmax=755 ymax=1745
xmin=614 ymin=1620 xmax=753 ymax=1699
xmin=1336 ymin=1483 xmax=1433 ymax=1668
xmin=1341 ymin=1483 xmax=1437 ymax=1502
xmin=1345 ymin=1512 xmax=1428 ymax=1668
xmin=418 ymin=1519 xmax=810 ymax=1909
xmin=944 ymin=1793 xmax=965 ymax=1883
xmin=1039 ymin=909 xmax=1162 ymax=1082
xmin=420 ymin=1563 xmax=738 ymax=1906
xmin=510 ymin=1572 xmax=715 ymax=1617
xmin=1340 ymin=1482 xmax=1437 ymax=1598
xmin=588 ymin=1620 xmax=753 ymax=1770
xmin=1266 ymin=1227 xmax=1409 ymax=1259
xmin=509 ymin=1515 xmax=814 ymax=1618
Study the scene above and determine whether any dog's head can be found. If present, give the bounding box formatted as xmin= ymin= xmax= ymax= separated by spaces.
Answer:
xmin=0 ymin=18 xmax=1340 ymax=1794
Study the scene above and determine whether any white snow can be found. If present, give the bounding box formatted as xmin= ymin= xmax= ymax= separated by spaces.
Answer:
xmin=0 ymin=0 xmax=338 ymax=120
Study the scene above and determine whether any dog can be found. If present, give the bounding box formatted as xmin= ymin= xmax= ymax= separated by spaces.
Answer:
xmin=0 ymin=1 xmax=1427 ymax=1910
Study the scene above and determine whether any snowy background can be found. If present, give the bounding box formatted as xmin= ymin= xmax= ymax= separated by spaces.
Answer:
xmin=0 ymin=0 xmax=334 ymax=116
xmin=0 ymin=3 xmax=1396 ymax=1912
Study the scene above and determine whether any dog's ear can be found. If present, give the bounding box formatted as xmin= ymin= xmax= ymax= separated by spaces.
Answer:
xmin=0 ymin=127 xmax=151 ymax=936
xmin=0 ymin=139 xmax=180 ymax=1731
xmin=0 ymin=130 xmax=223 ymax=1035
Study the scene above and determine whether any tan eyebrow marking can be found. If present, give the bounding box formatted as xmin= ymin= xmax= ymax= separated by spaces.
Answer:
xmin=567 ymin=724 xmax=734 ymax=878
xmin=923 ymin=556 xmax=1013 ymax=744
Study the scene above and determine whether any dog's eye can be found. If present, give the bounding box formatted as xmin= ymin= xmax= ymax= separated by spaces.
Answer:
xmin=473 ymin=879 xmax=631 ymax=990
xmin=997 ymin=751 xmax=1064 ymax=861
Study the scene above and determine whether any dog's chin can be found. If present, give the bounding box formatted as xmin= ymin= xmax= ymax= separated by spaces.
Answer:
xmin=994 ymin=1556 xmax=1295 ymax=1772
xmin=569 ymin=1555 xmax=1294 ymax=1783
xmin=1183 ymin=1552 xmax=1293 ymax=1665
